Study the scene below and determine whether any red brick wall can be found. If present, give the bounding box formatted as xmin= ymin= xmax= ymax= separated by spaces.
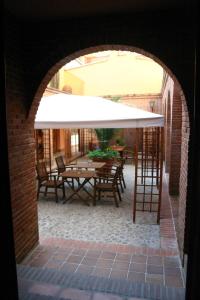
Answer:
xmin=161 ymin=75 xmax=189 ymax=259
xmin=5 ymin=11 xmax=194 ymax=262
xmin=169 ymin=84 xmax=182 ymax=195
xmin=6 ymin=79 xmax=39 ymax=262
xmin=6 ymin=100 xmax=39 ymax=263
xmin=164 ymin=92 xmax=171 ymax=173
xmin=5 ymin=18 xmax=39 ymax=262
xmin=178 ymin=97 xmax=190 ymax=259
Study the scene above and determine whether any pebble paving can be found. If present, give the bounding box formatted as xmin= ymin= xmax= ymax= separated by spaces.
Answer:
xmin=38 ymin=164 xmax=160 ymax=248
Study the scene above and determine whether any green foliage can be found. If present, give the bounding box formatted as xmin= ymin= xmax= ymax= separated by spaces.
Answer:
xmin=115 ymin=137 xmax=125 ymax=146
xmin=110 ymin=96 xmax=121 ymax=102
xmin=94 ymin=128 xmax=118 ymax=150
xmin=87 ymin=148 xmax=119 ymax=160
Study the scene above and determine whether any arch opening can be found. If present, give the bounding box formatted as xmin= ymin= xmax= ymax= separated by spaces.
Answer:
xmin=10 ymin=45 xmax=190 ymax=294
xmin=31 ymin=46 xmax=189 ymax=260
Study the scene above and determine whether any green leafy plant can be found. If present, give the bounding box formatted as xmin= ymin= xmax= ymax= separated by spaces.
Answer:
xmin=87 ymin=148 xmax=119 ymax=160
xmin=94 ymin=128 xmax=119 ymax=150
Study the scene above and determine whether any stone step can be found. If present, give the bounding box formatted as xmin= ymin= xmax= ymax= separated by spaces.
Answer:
xmin=19 ymin=294 xmax=61 ymax=300
xmin=19 ymin=279 xmax=145 ymax=300
xmin=17 ymin=265 xmax=185 ymax=300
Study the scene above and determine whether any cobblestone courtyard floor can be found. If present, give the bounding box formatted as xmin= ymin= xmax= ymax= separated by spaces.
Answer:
xmin=38 ymin=164 xmax=160 ymax=248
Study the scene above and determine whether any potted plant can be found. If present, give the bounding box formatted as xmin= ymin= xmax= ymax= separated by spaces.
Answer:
xmin=88 ymin=148 xmax=119 ymax=160
xmin=87 ymin=148 xmax=119 ymax=168
xmin=87 ymin=128 xmax=121 ymax=167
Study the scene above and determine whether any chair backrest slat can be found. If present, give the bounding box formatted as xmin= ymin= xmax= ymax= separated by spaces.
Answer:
xmin=55 ymin=156 xmax=66 ymax=173
xmin=36 ymin=161 xmax=49 ymax=182
xmin=112 ymin=166 xmax=121 ymax=186
xmin=96 ymin=165 xmax=120 ymax=187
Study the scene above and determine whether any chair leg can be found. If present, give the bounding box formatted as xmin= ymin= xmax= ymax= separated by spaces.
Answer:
xmin=98 ymin=190 xmax=101 ymax=201
xmin=119 ymin=177 xmax=124 ymax=193
xmin=62 ymin=184 xmax=65 ymax=199
xmin=117 ymin=186 xmax=122 ymax=202
xmin=122 ymin=173 xmax=126 ymax=188
xmin=55 ymin=187 xmax=58 ymax=203
xmin=93 ymin=188 xmax=96 ymax=206
xmin=73 ymin=179 xmax=75 ymax=189
xmin=37 ymin=186 xmax=40 ymax=201
xmin=44 ymin=186 xmax=48 ymax=196
xmin=113 ymin=191 xmax=119 ymax=207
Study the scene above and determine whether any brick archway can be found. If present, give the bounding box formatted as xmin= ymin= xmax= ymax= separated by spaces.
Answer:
xmin=29 ymin=45 xmax=189 ymax=259
xmin=3 ymin=44 xmax=184 ymax=261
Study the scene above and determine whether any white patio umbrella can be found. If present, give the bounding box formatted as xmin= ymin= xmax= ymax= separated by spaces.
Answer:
xmin=34 ymin=94 xmax=164 ymax=129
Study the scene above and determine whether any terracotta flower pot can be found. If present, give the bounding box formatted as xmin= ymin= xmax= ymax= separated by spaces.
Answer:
xmin=92 ymin=157 xmax=115 ymax=169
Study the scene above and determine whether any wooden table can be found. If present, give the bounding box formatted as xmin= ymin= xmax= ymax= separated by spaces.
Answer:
xmin=67 ymin=161 xmax=106 ymax=170
xmin=61 ymin=170 xmax=97 ymax=205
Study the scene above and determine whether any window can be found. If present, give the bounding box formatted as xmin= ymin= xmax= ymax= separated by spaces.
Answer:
xmin=71 ymin=129 xmax=80 ymax=156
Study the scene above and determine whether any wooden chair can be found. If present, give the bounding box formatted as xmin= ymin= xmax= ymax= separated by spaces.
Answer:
xmin=94 ymin=165 xmax=122 ymax=207
xmin=36 ymin=161 xmax=65 ymax=202
xmin=98 ymin=159 xmax=126 ymax=193
xmin=114 ymin=158 xmax=127 ymax=192
xmin=123 ymin=149 xmax=134 ymax=163
xmin=55 ymin=155 xmax=74 ymax=188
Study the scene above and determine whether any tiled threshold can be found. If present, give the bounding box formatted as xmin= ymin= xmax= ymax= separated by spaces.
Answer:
xmin=18 ymin=172 xmax=185 ymax=299
xmin=18 ymin=264 xmax=184 ymax=300
xmin=21 ymin=237 xmax=184 ymax=289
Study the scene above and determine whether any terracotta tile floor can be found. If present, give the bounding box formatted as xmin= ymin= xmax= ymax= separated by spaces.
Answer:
xmin=22 ymin=234 xmax=184 ymax=288
xmin=20 ymin=170 xmax=185 ymax=294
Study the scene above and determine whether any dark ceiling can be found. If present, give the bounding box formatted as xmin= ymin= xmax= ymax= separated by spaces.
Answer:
xmin=5 ymin=0 xmax=188 ymax=21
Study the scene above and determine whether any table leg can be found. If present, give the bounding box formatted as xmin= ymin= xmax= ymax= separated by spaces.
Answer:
xmin=63 ymin=178 xmax=92 ymax=205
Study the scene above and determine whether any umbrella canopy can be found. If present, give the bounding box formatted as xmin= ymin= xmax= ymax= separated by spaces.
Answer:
xmin=34 ymin=94 xmax=164 ymax=129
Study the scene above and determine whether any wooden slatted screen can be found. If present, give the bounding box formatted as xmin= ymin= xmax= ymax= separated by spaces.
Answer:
xmin=83 ymin=129 xmax=98 ymax=153
xmin=133 ymin=127 xmax=164 ymax=224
